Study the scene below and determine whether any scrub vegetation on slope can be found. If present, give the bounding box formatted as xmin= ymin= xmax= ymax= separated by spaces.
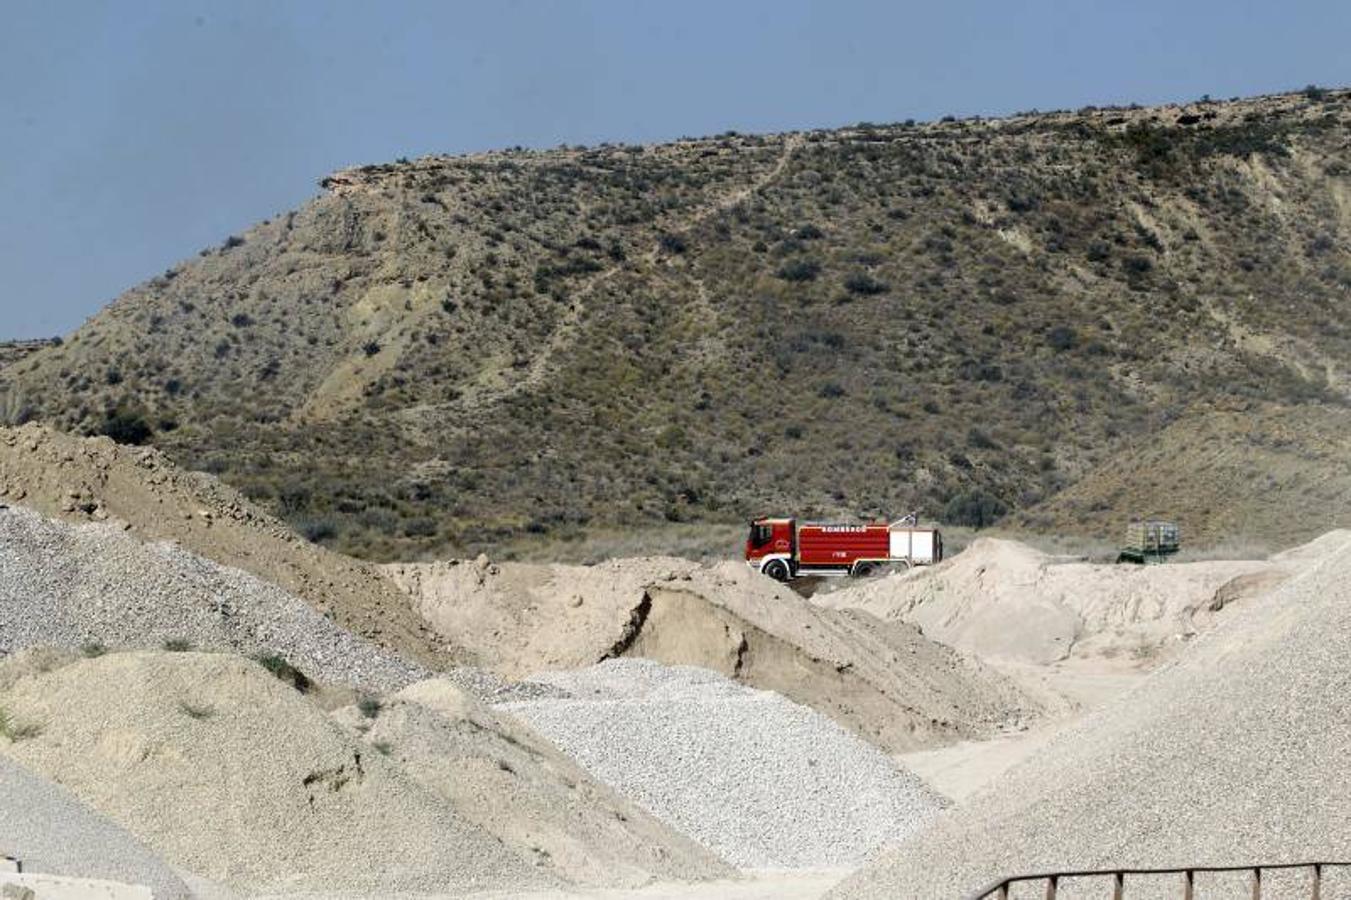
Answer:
xmin=2 ymin=90 xmax=1349 ymax=558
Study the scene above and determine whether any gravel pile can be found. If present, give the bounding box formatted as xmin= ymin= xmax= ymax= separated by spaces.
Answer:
xmin=829 ymin=531 xmax=1351 ymax=900
xmin=0 ymin=755 xmax=192 ymax=898
xmin=0 ymin=424 xmax=449 ymax=671
xmin=497 ymin=659 xmax=945 ymax=869
xmin=0 ymin=505 xmax=424 ymax=691
xmin=437 ymin=665 xmax=573 ymax=704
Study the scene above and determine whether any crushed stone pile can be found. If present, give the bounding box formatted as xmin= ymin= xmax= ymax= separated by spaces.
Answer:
xmin=821 ymin=537 xmax=1292 ymax=666
xmin=497 ymin=659 xmax=946 ymax=869
xmin=0 ymin=505 xmax=424 ymax=691
xmin=393 ymin=556 xmax=1040 ymax=753
xmin=0 ymin=754 xmax=192 ymax=899
xmin=828 ymin=530 xmax=1351 ymax=899
xmin=0 ymin=424 xmax=449 ymax=668
xmin=331 ymin=678 xmax=734 ymax=889
xmin=0 ymin=651 xmax=557 ymax=896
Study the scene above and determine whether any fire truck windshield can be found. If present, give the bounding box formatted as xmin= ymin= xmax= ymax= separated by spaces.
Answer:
xmin=749 ymin=523 xmax=773 ymax=547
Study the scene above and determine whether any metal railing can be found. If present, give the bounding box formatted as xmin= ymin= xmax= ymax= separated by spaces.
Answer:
xmin=968 ymin=861 xmax=1351 ymax=899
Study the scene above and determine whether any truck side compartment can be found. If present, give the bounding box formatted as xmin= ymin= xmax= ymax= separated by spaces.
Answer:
xmin=745 ymin=516 xmax=943 ymax=581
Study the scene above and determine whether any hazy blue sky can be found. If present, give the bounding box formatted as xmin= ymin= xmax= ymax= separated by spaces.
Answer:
xmin=1 ymin=0 xmax=1346 ymax=339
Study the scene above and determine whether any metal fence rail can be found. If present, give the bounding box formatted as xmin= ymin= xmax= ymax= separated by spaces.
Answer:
xmin=967 ymin=861 xmax=1351 ymax=899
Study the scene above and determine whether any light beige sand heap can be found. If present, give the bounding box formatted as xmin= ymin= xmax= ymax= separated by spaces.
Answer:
xmin=330 ymin=678 xmax=735 ymax=889
xmin=0 ymin=651 xmax=556 ymax=896
xmin=0 ymin=424 xmax=449 ymax=668
xmin=389 ymin=557 xmax=1039 ymax=753
xmin=828 ymin=531 xmax=1351 ymax=900
xmin=819 ymin=537 xmax=1293 ymax=666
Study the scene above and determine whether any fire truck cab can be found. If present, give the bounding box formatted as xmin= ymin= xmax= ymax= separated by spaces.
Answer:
xmin=745 ymin=516 xmax=942 ymax=581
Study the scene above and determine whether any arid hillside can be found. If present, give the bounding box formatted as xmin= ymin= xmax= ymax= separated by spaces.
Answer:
xmin=1020 ymin=400 xmax=1351 ymax=547
xmin=2 ymin=89 xmax=1349 ymax=558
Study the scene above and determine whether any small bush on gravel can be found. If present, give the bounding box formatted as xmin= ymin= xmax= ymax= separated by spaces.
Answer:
xmin=0 ymin=707 xmax=43 ymax=742
xmin=252 ymin=653 xmax=313 ymax=694
xmin=80 ymin=642 xmax=107 ymax=658
xmin=162 ymin=638 xmax=193 ymax=652
xmin=373 ymin=741 xmax=394 ymax=756
xmin=358 ymin=697 xmax=382 ymax=719
xmin=178 ymin=701 xmax=215 ymax=720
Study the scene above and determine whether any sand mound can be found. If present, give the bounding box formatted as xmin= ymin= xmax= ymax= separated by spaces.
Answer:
xmin=331 ymin=679 xmax=734 ymax=889
xmin=0 ymin=424 xmax=448 ymax=667
xmin=0 ymin=754 xmax=192 ymax=898
xmin=0 ymin=505 xmax=424 ymax=691
xmin=829 ymin=531 xmax=1351 ymax=899
xmin=821 ymin=537 xmax=1292 ymax=666
xmin=499 ymin=659 xmax=946 ymax=869
xmin=391 ymin=557 xmax=1039 ymax=753
xmin=0 ymin=651 xmax=555 ymax=895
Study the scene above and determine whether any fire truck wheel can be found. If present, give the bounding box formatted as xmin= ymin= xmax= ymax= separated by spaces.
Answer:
xmin=853 ymin=562 xmax=877 ymax=578
xmin=762 ymin=559 xmax=791 ymax=582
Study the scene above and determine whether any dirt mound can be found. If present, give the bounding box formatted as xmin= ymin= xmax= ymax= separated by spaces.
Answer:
xmin=0 ymin=505 xmax=424 ymax=691
xmin=390 ymin=557 xmax=1040 ymax=753
xmin=499 ymin=659 xmax=946 ymax=869
xmin=0 ymin=753 xmax=192 ymax=898
xmin=331 ymin=679 xmax=733 ymax=888
xmin=0 ymin=651 xmax=555 ymax=895
xmin=0 ymin=424 xmax=449 ymax=667
xmin=821 ymin=537 xmax=1291 ymax=667
xmin=829 ymin=531 xmax=1351 ymax=899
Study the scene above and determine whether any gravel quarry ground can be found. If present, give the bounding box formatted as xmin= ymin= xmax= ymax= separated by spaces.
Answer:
xmin=828 ymin=531 xmax=1351 ymax=899
xmin=0 ymin=505 xmax=426 ymax=691
xmin=4 ymin=416 xmax=1348 ymax=898
xmin=498 ymin=659 xmax=946 ymax=870
xmin=459 ymin=870 xmax=851 ymax=900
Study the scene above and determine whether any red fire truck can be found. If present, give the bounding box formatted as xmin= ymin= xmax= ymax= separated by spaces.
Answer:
xmin=744 ymin=515 xmax=943 ymax=581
